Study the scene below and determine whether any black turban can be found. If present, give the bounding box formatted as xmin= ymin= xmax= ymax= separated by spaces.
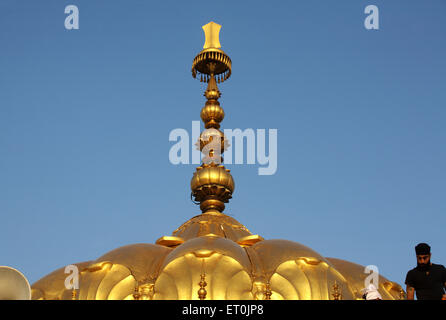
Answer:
xmin=415 ymin=243 xmax=431 ymax=255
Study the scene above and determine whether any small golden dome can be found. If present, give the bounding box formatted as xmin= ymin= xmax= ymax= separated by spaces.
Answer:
xmin=29 ymin=21 xmax=405 ymax=301
xmin=326 ymin=258 xmax=406 ymax=300
xmin=31 ymin=261 xmax=93 ymax=300
xmin=191 ymin=165 xmax=234 ymax=213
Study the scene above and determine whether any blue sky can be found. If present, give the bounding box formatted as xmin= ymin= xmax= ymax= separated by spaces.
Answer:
xmin=1 ymin=0 xmax=445 ymax=290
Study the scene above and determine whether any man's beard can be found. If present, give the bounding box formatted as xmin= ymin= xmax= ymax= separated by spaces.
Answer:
xmin=417 ymin=259 xmax=431 ymax=271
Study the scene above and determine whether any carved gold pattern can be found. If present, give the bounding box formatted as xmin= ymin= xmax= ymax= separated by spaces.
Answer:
xmin=326 ymin=258 xmax=405 ymax=300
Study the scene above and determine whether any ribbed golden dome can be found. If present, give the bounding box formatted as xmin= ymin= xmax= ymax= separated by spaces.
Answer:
xmin=191 ymin=165 xmax=234 ymax=213
xmin=30 ymin=21 xmax=405 ymax=301
xmin=326 ymin=258 xmax=406 ymax=300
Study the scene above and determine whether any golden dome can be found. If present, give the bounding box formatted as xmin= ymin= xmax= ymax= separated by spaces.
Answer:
xmin=31 ymin=261 xmax=93 ymax=300
xmin=30 ymin=21 xmax=405 ymax=300
xmin=30 ymin=213 xmax=405 ymax=300
xmin=201 ymin=102 xmax=224 ymax=129
xmin=191 ymin=165 xmax=234 ymax=213
xmin=326 ymin=258 xmax=406 ymax=300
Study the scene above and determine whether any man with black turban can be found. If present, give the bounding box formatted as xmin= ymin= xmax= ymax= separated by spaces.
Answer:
xmin=405 ymin=243 xmax=446 ymax=300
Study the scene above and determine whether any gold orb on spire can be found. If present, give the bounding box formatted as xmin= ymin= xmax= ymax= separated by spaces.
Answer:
xmin=202 ymin=21 xmax=222 ymax=49
xmin=192 ymin=22 xmax=232 ymax=83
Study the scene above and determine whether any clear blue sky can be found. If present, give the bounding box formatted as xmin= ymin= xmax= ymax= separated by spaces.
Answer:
xmin=1 ymin=0 xmax=445 ymax=290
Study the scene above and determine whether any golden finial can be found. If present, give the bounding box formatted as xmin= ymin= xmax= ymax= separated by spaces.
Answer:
xmin=332 ymin=281 xmax=342 ymax=300
xmin=71 ymin=288 xmax=77 ymax=300
xmin=140 ymin=283 xmax=155 ymax=300
xmin=190 ymin=22 xmax=234 ymax=214
xmin=198 ymin=260 xmax=207 ymax=300
xmin=202 ymin=22 xmax=221 ymax=49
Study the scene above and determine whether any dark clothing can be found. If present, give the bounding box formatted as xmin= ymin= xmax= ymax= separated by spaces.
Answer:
xmin=405 ymin=263 xmax=446 ymax=300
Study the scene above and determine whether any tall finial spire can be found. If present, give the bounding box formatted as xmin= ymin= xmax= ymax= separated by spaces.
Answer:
xmin=190 ymin=22 xmax=234 ymax=215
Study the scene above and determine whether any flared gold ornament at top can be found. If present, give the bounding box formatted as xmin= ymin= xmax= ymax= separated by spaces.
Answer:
xmin=190 ymin=21 xmax=234 ymax=215
xmin=28 ymin=21 xmax=406 ymax=301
